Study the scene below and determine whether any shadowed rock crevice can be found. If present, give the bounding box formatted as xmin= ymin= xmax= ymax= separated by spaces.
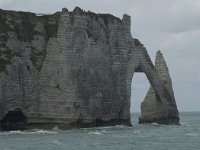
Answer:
xmin=0 ymin=109 xmax=27 ymax=130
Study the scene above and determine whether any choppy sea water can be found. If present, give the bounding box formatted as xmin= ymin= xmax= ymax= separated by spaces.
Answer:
xmin=0 ymin=112 xmax=199 ymax=150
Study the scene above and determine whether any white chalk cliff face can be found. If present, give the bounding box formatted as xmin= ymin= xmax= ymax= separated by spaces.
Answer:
xmin=0 ymin=7 xmax=179 ymax=130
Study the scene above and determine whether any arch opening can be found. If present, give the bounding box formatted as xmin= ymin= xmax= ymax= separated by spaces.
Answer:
xmin=0 ymin=109 xmax=27 ymax=131
xmin=131 ymin=73 xmax=150 ymax=124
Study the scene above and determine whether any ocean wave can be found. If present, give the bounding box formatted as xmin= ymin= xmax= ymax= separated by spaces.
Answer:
xmin=180 ymin=122 xmax=188 ymax=125
xmin=0 ymin=130 xmax=58 ymax=135
xmin=52 ymin=126 xmax=59 ymax=130
xmin=151 ymin=123 xmax=161 ymax=126
xmin=88 ymin=131 xmax=103 ymax=135
xmin=96 ymin=125 xmax=132 ymax=130
xmin=34 ymin=130 xmax=58 ymax=134
xmin=51 ymin=140 xmax=62 ymax=145
xmin=185 ymin=133 xmax=198 ymax=136
xmin=134 ymin=130 xmax=140 ymax=133
xmin=140 ymin=123 xmax=173 ymax=127
xmin=82 ymin=125 xmax=132 ymax=131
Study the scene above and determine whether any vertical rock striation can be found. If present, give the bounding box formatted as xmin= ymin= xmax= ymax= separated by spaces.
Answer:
xmin=139 ymin=51 xmax=179 ymax=125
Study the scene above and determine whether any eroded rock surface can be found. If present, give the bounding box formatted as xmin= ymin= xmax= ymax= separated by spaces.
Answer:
xmin=139 ymin=51 xmax=179 ymax=125
xmin=0 ymin=7 xmax=179 ymax=130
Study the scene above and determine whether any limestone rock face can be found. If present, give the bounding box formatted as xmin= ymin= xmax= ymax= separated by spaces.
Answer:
xmin=139 ymin=51 xmax=179 ymax=125
xmin=0 ymin=8 xmax=179 ymax=130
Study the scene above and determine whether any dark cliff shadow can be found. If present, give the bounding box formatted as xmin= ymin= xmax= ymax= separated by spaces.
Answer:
xmin=0 ymin=109 xmax=27 ymax=131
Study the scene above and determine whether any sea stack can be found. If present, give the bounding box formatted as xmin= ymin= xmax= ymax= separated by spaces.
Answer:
xmin=139 ymin=51 xmax=179 ymax=125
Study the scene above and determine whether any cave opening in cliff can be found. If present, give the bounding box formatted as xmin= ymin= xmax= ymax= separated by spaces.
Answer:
xmin=0 ymin=109 xmax=27 ymax=130
xmin=131 ymin=73 xmax=150 ymax=122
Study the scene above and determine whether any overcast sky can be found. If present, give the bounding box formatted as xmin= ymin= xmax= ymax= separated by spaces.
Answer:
xmin=0 ymin=0 xmax=199 ymax=112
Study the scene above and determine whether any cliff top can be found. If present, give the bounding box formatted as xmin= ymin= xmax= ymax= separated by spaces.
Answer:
xmin=0 ymin=7 xmax=130 ymax=24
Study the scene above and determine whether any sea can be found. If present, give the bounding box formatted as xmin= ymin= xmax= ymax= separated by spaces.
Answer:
xmin=0 ymin=112 xmax=199 ymax=150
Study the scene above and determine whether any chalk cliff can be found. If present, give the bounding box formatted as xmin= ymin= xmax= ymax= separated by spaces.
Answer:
xmin=0 ymin=7 xmax=179 ymax=130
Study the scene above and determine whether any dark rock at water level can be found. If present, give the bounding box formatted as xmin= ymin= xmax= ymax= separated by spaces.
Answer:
xmin=0 ymin=7 xmax=179 ymax=130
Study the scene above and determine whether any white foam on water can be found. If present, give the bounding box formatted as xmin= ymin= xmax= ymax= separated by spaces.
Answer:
xmin=51 ymin=140 xmax=62 ymax=145
xmin=35 ymin=130 xmax=58 ymax=134
xmin=0 ymin=130 xmax=24 ymax=135
xmin=52 ymin=126 xmax=59 ymax=130
xmin=180 ymin=121 xmax=188 ymax=125
xmin=88 ymin=131 xmax=103 ymax=135
xmin=83 ymin=125 xmax=132 ymax=130
xmin=101 ymin=130 xmax=106 ymax=133
xmin=134 ymin=130 xmax=140 ymax=133
xmin=113 ymin=125 xmax=132 ymax=129
xmin=151 ymin=123 xmax=162 ymax=126
xmin=142 ymin=123 xmax=171 ymax=127
xmin=0 ymin=130 xmax=58 ymax=135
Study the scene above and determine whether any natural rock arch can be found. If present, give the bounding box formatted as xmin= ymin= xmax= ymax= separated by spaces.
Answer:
xmin=0 ymin=7 xmax=179 ymax=130
xmin=132 ymin=50 xmax=179 ymax=124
